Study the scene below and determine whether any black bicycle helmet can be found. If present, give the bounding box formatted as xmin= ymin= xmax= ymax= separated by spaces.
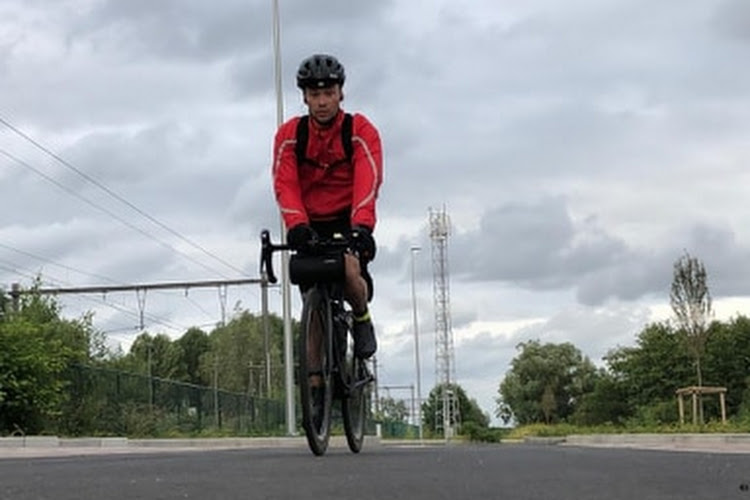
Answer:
xmin=296 ymin=54 xmax=346 ymax=89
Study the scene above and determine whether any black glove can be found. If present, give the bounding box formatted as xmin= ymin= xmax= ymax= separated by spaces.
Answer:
xmin=287 ymin=224 xmax=317 ymax=250
xmin=350 ymin=225 xmax=376 ymax=261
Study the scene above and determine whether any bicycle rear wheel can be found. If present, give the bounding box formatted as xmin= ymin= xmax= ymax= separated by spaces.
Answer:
xmin=342 ymin=343 xmax=371 ymax=453
xmin=299 ymin=288 xmax=333 ymax=456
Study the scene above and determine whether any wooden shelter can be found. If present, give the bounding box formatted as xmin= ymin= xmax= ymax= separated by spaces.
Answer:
xmin=675 ymin=386 xmax=727 ymax=425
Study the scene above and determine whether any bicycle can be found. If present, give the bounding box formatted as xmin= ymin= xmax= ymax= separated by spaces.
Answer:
xmin=260 ymin=229 xmax=374 ymax=456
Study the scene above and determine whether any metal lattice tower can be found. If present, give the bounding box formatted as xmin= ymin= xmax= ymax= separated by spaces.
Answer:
xmin=429 ymin=207 xmax=459 ymax=439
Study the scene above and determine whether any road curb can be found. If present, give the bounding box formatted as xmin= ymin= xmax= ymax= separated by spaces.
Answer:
xmin=523 ymin=436 xmax=567 ymax=445
xmin=565 ymin=433 xmax=750 ymax=445
xmin=0 ymin=435 xmax=382 ymax=451
xmin=0 ymin=436 xmax=60 ymax=448
xmin=563 ymin=433 xmax=750 ymax=453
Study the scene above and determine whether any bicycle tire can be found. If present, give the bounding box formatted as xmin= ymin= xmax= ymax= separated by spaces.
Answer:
xmin=299 ymin=287 xmax=333 ymax=456
xmin=342 ymin=349 xmax=369 ymax=453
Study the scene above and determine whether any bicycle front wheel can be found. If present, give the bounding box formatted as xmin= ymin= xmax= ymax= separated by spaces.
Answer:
xmin=299 ymin=287 xmax=333 ymax=456
xmin=342 ymin=346 xmax=371 ymax=453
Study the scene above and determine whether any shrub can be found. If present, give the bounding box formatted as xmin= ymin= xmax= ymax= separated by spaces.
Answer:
xmin=462 ymin=422 xmax=502 ymax=443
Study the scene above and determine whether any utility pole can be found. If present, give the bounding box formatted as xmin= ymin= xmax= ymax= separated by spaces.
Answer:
xmin=261 ymin=276 xmax=272 ymax=398
xmin=410 ymin=246 xmax=423 ymax=441
xmin=10 ymin=282 xmax=20 ymax=313
xmin=213 ymin=352 xmax=220 ymax=428
xmin=373 ymin=356 xmax=381 ymax=438
xmin=147 ymin=338 xmax=154 ymax=411
xmin=271 ymin=0 xmax=296 ymax=437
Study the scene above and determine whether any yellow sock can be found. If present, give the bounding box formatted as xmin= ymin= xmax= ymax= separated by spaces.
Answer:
xmin=354 ymin=310 xmax=371 ymax=323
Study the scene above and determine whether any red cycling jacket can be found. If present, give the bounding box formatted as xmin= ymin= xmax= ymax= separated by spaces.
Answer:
xmin=273 ymin=110 xmax=383 ymax=231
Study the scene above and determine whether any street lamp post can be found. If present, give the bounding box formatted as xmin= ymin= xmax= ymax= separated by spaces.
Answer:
xmin=271 ymin=0 xmax=295 ymax=436
xmin=410 ymin=246 xmax=423 ymax=442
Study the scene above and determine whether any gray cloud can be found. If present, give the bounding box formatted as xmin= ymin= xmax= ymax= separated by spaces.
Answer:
xmin=451 ymin=198 xmax=626 ymax=289
xmin=69 ymin=0 xmax=269 ymax=62
xmin=443 ymin=198 xmax=750 ymax=307
xmin=714 ymin=0 xmax=750 ymax=41
xmin=3 ymin=0 xmax=750 ymax=415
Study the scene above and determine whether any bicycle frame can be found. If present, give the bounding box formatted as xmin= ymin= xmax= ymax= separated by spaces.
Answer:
xmin=260 ymin=229 xmax=372 ymax=454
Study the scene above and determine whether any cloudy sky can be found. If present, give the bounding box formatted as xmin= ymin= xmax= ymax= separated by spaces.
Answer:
xmin=2 ymin=0 xmax=750 ymax=424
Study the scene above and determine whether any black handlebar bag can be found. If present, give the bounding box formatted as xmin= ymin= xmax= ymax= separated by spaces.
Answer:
xmin=289 ymin=252 xmax=345 ymax=287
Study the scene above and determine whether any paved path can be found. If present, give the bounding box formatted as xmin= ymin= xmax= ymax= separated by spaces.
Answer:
xmin=2 ymin=433 xmax=750 ymax=458
xmin=1 ymin=443 xmax=750 ymax=500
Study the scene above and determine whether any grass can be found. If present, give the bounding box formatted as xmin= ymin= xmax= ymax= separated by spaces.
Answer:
xmin=506 ymin=420 xmax=750 ymax=440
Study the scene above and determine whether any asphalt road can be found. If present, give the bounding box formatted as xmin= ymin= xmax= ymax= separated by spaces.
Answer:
xmin=1 ymin=443 xmax=749 ymax=500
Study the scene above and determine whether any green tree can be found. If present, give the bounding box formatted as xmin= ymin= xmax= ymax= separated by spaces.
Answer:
xmin=570 ymin=369 xmax=630 ymax=426
xmin=604 ymin=322 xmax=693 ymax=425
xmin=702 ymin=316 xmax=750 ymax=416
xmin=0 ymin=291 xmax=93 ymax=434
xmin=497 ymin=340 xmax=597 ymax=425
xmin=127 ymin=333 xmax=182 ymax=380
xmin=670 ymin=251 xmax=713 ymax=424
xmin=1 ymin=290 xmax=10 ymax=319
xmin=377 ymin=396 xmax=409 ymax=424
xmin=204 ymin=310 xmax=284 ymax=397
xmin=422 ymin=383 xmax=489 ymax=435
xmin=176 ymin=327 xmax=210 ymax=386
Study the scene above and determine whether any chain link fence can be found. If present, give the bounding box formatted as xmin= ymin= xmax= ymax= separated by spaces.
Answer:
xmin=61 ymin=365 xmax=285 ymax=437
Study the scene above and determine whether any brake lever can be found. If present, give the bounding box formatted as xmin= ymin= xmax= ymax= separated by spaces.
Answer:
xmin=260 ymin=230 xmax=278 ymax=284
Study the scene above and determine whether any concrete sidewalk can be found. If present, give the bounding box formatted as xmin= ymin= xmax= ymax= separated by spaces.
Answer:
xmin=545 ymin=433 xmax=750 ymax=454
xmin=0 ymin=435 xmax=382 ymax=458
xmin=3 ymin=433 xmax=750 ymax=458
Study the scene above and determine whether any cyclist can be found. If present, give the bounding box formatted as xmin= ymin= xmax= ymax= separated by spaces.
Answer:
xmin=272 ymin=53 xmax=383 ymax=361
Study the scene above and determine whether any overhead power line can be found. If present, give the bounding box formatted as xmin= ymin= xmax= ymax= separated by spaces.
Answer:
xmin=0 ymin=114 xmax=246 ymax=276
xmin=0 ymin=241 xmax=121 ymax=285
xmin=69 ymin=291 xmax=189 ymax=333
xmin=19 ymin=277 xmax=262 ymax=295
xmin=9 ymin=276 xmax=268 ymax=339
xmin=0 ymin=260 xmax=39 ymax=282
xmin=0 ymin=245 xmax=250 ymax=335
xmin=0 ymin=265 xmax=186 ymax=331
xmin=0 ymin=148 xmax=231 ymax=279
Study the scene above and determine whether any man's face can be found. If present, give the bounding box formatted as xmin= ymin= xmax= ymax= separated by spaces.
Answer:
xmin=303 ymin=85 xmax=342 ymax=125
